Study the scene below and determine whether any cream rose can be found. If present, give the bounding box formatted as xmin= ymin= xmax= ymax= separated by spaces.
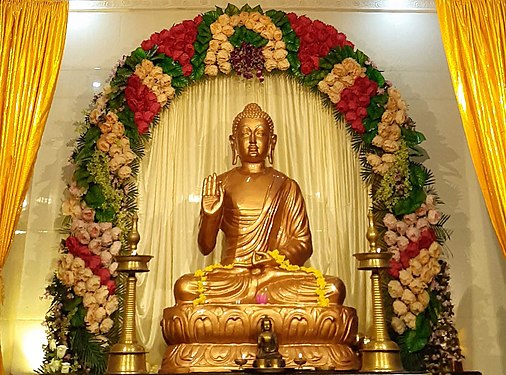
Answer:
xmin=86 ymin=275 xmax=101 ymax=292
xmin=109 ymin=262 xmax=119 ymax=275
xmin=416 ymin=218 xmax=429 ymax=230
xmin=391 ymin=316 xmax=406 ymax=335
xmin=110 ymin=227 xmax=121 ymax=240
xmin=117 ymin=165 xmax=132 ymax=180
xmin=388 ymin=280 xmax=404 ymax=299
xmin=204 ymin=51 xmax=216 ymax=64
xmin=417 ymin=249 xmax=430 ymax=265
xmin=277 ymin=59 xmax=290 ymax=71
xmin=382 ymin=139 xmax=400 ymax=152
xmin=403 ymin=312 xmax=416 ymax=329
xmin=77 ymin=267 xmax=93 ymax=281
xmin=59 ymin=270 xmax=75 ymax=287
xmin=83 ymin=293 xmax=97 ymax=308
xmin=87 ymin=321 xmax=100 ymax=334
xmin=428 ymin=242 xmax=442 ymax=259
xmin=105 ymin=295 xmax=119 ymax=315
xmin=73 ymin=281 xmax=87 ymax=296
xmin=418 ymin=290 xmax=430 ymax=307
xmin=218 ymin=62 xmax=232 ymax=75
xmin=95 ymin=286 xmax=109 ymax=305
xmin=264 ymin=59 xmax=277 ymax=72
xmin=408 ymin=278 xmax=426 ymax=295
xmin=96 ymin=137 xmax=110 ymax=153
xmin=420 ymin=267 xmax=434 ymax=284
xmin=75 ymin=228 xmax=91 ymax=245
xmin=399 ymin=269 xmax=413 ymax=286
xmin=100 ymin=317 xmax=114 ymax=334
xmin=99 ymin=222 xmax=112 ymax=232
xmin=205 ymin=64 xmax=219 ymax=77
xmin=381 ymin=153 xmax=396 ymax=163
xmin=393 ymin=300 xmax=408 ymax=316
xmin=401 ymin=288 xmax=417 ymax=304
xmin=366 ymin=153 xmax=382 ymax=167
xmin=100 ymin=250 xmax=113 ymax=266
xmin=371 ymin=135 xmax=384 ymax=148
xmin=71 ymin=257 xmax=85 ymax=273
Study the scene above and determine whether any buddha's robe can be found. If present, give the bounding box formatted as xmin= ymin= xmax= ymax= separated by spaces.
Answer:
xmin=174 ymin=169 xmax=346 ymax=305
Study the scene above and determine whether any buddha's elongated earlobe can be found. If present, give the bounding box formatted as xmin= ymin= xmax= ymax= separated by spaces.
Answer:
xmin=229 ymin=135 xmax=238 ymax=165
xmin=268 ymin=134 xmax=277 ymax=165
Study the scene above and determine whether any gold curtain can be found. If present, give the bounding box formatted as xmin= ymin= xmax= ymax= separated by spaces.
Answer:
xmin=435 ymin=0 xmax=506 ymax=256
xmin=0 ymin=0 xmax=68 ymax=372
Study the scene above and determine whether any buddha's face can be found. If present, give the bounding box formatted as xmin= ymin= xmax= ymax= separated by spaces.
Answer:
xmin=233 ymin=117 xmax=274 ymax=164
xmin=262 ymin=319 xmax=272 ymax=331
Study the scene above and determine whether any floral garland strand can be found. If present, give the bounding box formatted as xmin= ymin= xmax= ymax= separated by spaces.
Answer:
xmin=41 ymin=4 xmax=460 ymax=374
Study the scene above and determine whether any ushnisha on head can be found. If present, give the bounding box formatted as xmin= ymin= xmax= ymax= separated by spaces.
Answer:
xmin=229 ymin=103 xmax=277 ymax=165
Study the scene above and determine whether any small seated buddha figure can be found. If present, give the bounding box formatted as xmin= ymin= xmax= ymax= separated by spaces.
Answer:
xmin=160 ymin=103 xmax=358 ymax=373
xmin=253 ymin=316 xmax=285 ymax=368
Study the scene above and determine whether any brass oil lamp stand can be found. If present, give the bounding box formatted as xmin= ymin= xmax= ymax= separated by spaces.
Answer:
xmin=107 ymin=215 xmax=153 ymax=374
xmin=354 ymin=210 xmax=404 ymax=373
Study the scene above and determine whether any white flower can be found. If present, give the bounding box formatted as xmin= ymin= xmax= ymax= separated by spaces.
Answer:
xmin=105 ymin=295 xmax=119 ymax=315
xmin=393 ymin=300 xmax=408 ymax=316
xmin=428 ymin=241 xmax=442 ymax=259
xmin=399 ymin=269 xmax=413 ymax=286
xmin=56 ymin=345 xmax=67 ymax=359
xmin=388 ymin=280 xmax=404 ymax=299
xmin=85 ymin=275 xmax=101 ymax=292
xmin=73 ymin=281 xmax=87 ymax=296
xmin=408 ymin=278 xmax=426 ymax=295
xmin=427 ymin=209 xmax=441 ymax=225
xmin=383 ymin=213 xmax=398 ymax=230
xmin=100 ymin=317 xmax=114 ymax=333
xmin=403 ymin=312 xmax=417 ymax=329
xmin=48 ymin=339 xmax=57 ymax=351
xmin=410 ymin=301 xmax=425 ymax=315
xmin=391 ymin=316 xmax=406 ymax=335
xmin=61 ymin=362 xmax=71 ymax=374
xmin=409 ymin=258 xmax=423 ymax=276
xmin=401 ymin=288 xmax=417 ymax=305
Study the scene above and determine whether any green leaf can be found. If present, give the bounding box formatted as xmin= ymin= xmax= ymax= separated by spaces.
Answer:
xmin=124 ymin=47 xmax=147 ymax=70
xmin=366 ymin=67 xmax=386 ymax=86
xmin=367 ymin=103 xmax=384 ymax=120
xmin=172 ymin=76 xmax=189 ymax=88
xmin=194 ymin=41 xmax=208 ymax=55
xmin=363 ymin=118 xmax=378 ymax=132
xmin=409 ymin=163 xmax=426 ymax=189
xmin=215 ymin=6 xmax=224 ymax=15
xmin=404 ymin=314 xmax=430 ymax=353
xmin=95 ymin=207 xmax=116 ymax=222
xmin=281 ymin=22 xmax=292 ymax=34
xmin=240 ymin=4 xmax=252 ymax=12
xmin=402 ymin=127 xmax=426 ymax=147
xmin=84 ymin=126 xmax=101 ymax=143
xmin=190 ymin=64 xmax=205 ymax=81
xmin=74 ymin=167 xmax=91 ymax=187
xmin=70 ymin=328 xmax=107 ymax=374
xmin=74 ymin=145 xmax=94 ymax=165
xmin=84 ymin=184 xmax=106 ymax=208
xmin=363 ymin=128 xmax=378 ymax=145
xmin=165 ymin=62 xmax=183 ymax=77
xmin=70 ymin=305 xmax=86 ymax=327
xmin=370 ymin=93 xmax=388 ymax=107
xmin=251 ymin=4 xmax=263 ymax=14
xmin=354 ymin=49 xmax=369 ymax=65
xmin=225 ymin=3 xmax=240 ymax=15
xmin=202 ymin=12 xmax=217 ymax=26
xmin=63 ymin=296 xmax=83 ymax=312
xmin=191 ymin=51 xmax=206 ymax=66
xmin=392 ymin=187 xmax=426 ymax=216
xmin=319 ymin=57 xmax=333 ymax=70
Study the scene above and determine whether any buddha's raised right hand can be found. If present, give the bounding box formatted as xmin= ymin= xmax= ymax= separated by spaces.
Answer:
xmin=201 ymin=173 xmax=224 ymax=215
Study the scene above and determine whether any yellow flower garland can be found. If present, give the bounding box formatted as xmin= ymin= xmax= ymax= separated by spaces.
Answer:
xmin=192 ymin=250 xmax=330 ymax=307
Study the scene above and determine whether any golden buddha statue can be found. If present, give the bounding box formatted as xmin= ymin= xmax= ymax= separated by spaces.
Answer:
xmin=160 ymin=104 xmax=359 ymax=373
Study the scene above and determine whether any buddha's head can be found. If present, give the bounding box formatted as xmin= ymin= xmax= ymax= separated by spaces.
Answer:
xmin=260 ymin=316 xmax=272 ymax=332
xmin=230 ymin=103 xmax=277 ymax=165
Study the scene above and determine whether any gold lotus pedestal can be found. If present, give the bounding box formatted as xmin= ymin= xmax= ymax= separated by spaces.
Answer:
xmin=107 ymin=216 xmax=153 ymax=375
xmin=354 ymin=212 xmax=404 ymax=373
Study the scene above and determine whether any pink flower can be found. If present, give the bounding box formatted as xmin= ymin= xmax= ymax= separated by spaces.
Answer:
xmin=396 ymin=236 xmax=409 ymax=251
xmin=383 ymin=213 xmax=398 ymax=230
xmin=427 ymin=209 xmax=441 ymax=225
xmin=86 ymin=223 xmax=101 ymax=238
xmin=88 ymin=239 xmax=102 ymax=255
xmin=81 ymin=208 xmax=95 ymax=222
xmin=406 ymin=226 xmax=420 ymax=242
xmin=416 ymin=218 xmax=430 ymax=230
xmin=74 ymin=228 xmax=91 ymax=245
xmin=415 ymin=203 xmax=428 ymax=217
xmin=384 ymin=230 xmax=398 ymax=246
xmin=395 ymin=221 xmax=408 ymax=236
xmin=101 ymin=231 xmax=113 ymax=247
xmin=403 ymin=213 xmax=417 ymax=226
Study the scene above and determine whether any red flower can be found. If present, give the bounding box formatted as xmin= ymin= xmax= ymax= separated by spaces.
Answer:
xmin=106 ymin=279 xmax=116 ymax=295
xmin=96 ymin=268 xmax=111 ymax=284
xmin=351 ymin=120 xmax=365 ymax=134
xmin=399 ymin=251 xmax=411 ymax=268
xmin=85 ymin=255 xmax=102 ymax=272
xmin=287 ymin=13 xmax=353 ymax=74
xmin=405 ymin=241 xmax=420 ymax=259
xmin=125 ymin=75 xmax=161 ymax=134
xmin=388 ymin=259 xmax=402 ymax=278
xmin=140 ymin=16 xmax=201 ymax=75
xmin=419 ymin=228 xmax=437 ymax=249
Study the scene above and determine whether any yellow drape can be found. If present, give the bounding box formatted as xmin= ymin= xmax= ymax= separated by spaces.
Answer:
xmin=0 ymin=0 xmax=68 ymax=372
xmin=435 ymin=0 xmax=506 ymax=256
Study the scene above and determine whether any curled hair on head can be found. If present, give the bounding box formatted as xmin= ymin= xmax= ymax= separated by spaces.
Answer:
xmin=232 ymin=103 xmax=274 ymax=135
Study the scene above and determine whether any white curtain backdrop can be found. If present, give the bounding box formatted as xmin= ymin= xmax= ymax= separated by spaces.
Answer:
xmin=135 ymin=74 xmax=371 ymax=369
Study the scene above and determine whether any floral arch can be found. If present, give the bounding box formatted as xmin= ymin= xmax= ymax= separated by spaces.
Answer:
xmin=42 ymin=4 xmax=462 ymax=375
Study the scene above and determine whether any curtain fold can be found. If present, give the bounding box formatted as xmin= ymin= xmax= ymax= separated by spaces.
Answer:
xmin=135 ymin=75 xmax=371 ymax=369
xmin=435 ymin=0 xmax=506 ymax=256
xmin=0 ymin=0 xmax=68 ymax=372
